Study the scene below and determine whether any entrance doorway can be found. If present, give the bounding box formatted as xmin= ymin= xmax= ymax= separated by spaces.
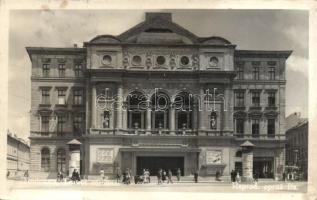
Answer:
xmin=136 ymin=156 xmax=184 ymax=176
xmin=253 ymin=157 xmax=274 ymax=178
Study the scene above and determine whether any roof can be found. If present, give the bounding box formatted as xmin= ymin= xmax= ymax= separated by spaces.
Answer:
xmin=286 ymin=118 xmax=308 ymax=133
xmin=87 ymin=12 xmax=233 ymax=46
xmin=240 ymin=140 xmax=255 ymax=147
xmin=67 ymin=139 xmax=82 ymax=145
xmin=235 ymin=50 xmax=293 ymax=58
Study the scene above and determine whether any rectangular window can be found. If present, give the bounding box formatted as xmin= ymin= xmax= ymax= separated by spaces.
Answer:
xmin=57 ymin=89 xmax=67 ymax=105
xmin=252 ymin=119 xmax=260 ymax=137
xmin=57 ymin=116 xmax=66 ymax=134
xmin=268 ymin=91 xmax=276 ymax=107
xmin=73 ymin=115 xmax=83 ymax=135
xmin=73 ymin=89 xmax=83 ymax=105
xmin=74 ymin=64 xmax=82 ymax=77
xmin=42 ymin=64 xmax=50 ymax=77
xmin=235 ymin=91 xmax=245 ymax=107
xmin=58 ymin=64 xmax=65 ymax=77
xmin=267 ymin=119 xmax=275 ymax=137
xmin=236 ymin=119 xmax=244 ymax=136
xmin=269 ymin=67 xmax=275 ymax=80
xmin=253 ymin=67 xmax=260 ymax=80
xmin=237 ymin=67 xmax=244 ymax=80
xmin=252 ymin=91 xmax=260 ymax=107
xmin=41 ymin=89 xmax=50 ymax=104
xmin=41 ymin=116 xmax=49 ymax=132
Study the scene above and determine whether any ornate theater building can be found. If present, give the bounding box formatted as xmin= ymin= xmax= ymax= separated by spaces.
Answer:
xmin=27 ymin=12 xmax=291 ymax=179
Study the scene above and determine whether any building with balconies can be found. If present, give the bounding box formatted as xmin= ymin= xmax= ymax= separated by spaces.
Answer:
xmin=26 ymin=12 xmax=291 ymax=179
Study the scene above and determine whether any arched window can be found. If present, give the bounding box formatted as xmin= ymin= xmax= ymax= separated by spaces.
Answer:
xmin=174 ymin=91 xmax=193 ymax=129
xmin=151 ymin=92 xmax=170 ymax=129
xmin=210 ymin=112 xmax=217 ymax=130
xmin=127 ymin=91 xmax=147 ymax=129
xmin=57 ymin=148 xmax=66 ymax=173
xmin=41 ymin=147 xmax=50 ymax=172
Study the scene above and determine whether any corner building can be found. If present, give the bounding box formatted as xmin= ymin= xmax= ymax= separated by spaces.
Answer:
xmin=27 ymin=13 xmax=291 ymax=179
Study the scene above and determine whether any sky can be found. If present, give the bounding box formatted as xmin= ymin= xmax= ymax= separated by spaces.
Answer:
xmin=8 ymin=9 xmax=309 ymax=140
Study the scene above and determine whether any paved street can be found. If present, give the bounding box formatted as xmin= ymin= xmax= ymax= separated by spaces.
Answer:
xmin=2 ymin=180 xmax=308 ymax=200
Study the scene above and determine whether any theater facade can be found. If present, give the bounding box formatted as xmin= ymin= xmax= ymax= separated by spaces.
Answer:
xmin=27 ymin=12 xmax=291 ymax=179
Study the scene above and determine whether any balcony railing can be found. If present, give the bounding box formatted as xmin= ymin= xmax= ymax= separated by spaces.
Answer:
xmin=234 ymin=134 xmax=285 ymax=140
xmin=30 ymin=131 xmax=82 ymax=137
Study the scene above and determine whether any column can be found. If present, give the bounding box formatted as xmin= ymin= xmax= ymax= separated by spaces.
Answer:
xmin=116 ymin=85 xmax=123 ymax=129
xmin=241 ymin=142 xmax=255 ymax=183
xmin=122 ymin=101 xmax=127 ymax=130
xmin=91 ymin=84 xmax=97 ymax=128
xmin=169 ymin=104 xmax=175 ymax=135
xmin=146 ymin=100 xmax=151 ymax=134
xmin=198 ymin=87 xmax=205 ymax=130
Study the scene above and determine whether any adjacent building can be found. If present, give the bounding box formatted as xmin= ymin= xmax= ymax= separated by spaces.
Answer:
xmin=7 ymin=130 xmax=30 ymax=178
xmin=285 ymin=112 xmax=308 ymax=180
xmin=27 ymin=12 xmax=291 ymax=179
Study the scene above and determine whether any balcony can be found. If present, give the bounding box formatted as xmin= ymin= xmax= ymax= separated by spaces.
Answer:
xmin=234 ymin=134 xmax=285 ymax=140
xmin=265 ymin=106 xmax=278 ymax=110
xmin=249 ymin=106 xmax=262 ymax=111
xmin=30 ymin=131 xmax=81 ymax=138
xmin=234 ymin=106 xmax=246 ymax=111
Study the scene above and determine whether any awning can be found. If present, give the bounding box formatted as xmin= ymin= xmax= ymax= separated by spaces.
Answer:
xmin=119 ymin=147 xmax=201 ymax=152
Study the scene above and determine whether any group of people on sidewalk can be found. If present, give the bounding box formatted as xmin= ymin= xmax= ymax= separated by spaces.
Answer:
xmin=56 ymin=169 xmax=81 ymax=183
xmin=230 ymin=170 xmax=242 ymax=183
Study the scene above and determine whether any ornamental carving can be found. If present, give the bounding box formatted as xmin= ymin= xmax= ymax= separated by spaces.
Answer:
xmin=41 ymin=58 xmax=51 ymax=63
xmin=57 ymin=58 xmax=67 ymax=63
xmin=192 ymin=54 xmax=199 ymax=69
xmin=122 ymin=51 xmax=129 ymax=69
xmin=169 ymin=52 xmax=176 ymax=69
xmin=145 ymin=52 xmax=152 ymax=69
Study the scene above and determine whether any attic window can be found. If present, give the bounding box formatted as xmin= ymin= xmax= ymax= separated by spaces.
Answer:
xmin=145 ymin=28 xmax=173 ymax=33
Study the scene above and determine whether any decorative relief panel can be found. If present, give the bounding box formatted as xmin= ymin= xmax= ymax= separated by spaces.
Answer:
xmin=96 ymin=148 xmax=114 ymax=163
xmin=99 ymin=51 xmax=117 ymax=68
xmin=206 ymin=150 xmax=222 ymax=164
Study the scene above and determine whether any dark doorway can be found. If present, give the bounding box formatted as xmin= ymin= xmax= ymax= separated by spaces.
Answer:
xmin=253 ymin=157 xmax=274 ymax=178
xmin=136 ymin=156 xmax=184 ymax=176
xmin=235 ymin=162 xmax=242 ymax=176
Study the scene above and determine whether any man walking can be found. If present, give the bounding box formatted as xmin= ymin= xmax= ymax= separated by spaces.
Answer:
xmin=194 ymin=170 xmax=199 ymax=183
xmin=157 ymin=169 xmax=162 ymax=184
xmin=176 ymin=168 xmax=181 ymax=181
xmin=167 ymin=169 xmax=173 ymax=184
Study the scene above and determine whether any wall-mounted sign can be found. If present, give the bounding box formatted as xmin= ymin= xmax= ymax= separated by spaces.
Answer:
xmin=96 ymin=148 xmax=114 ymax=163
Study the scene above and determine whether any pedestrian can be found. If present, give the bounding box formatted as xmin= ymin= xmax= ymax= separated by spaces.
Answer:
xmin=57 ymin=170 xmax=63 ymax=182
xmin=233 ymin=170 xmax=237 ymax=182
xmin=146 ymin=169 xmax=151 ymax=183
xmin=126 ymin=168 xmax=131 ymax=184
xmin=162 ymin=170 xmax=167 ymax=183
xmin=236 ymin=172 xmax=241 ymax=183
xmin=215 ymin=171 xmax=221 ymax=181
xmin=116 ymin=168 xmax=121 ymax=183
xmin=253 ymin=171 xmax=259 ymax=183
xmin=100 ymin=168 xmax=105 ymax=184
xmin=194 ymin=170 xmax=199 ymax=183
xmin=176 ymin=168 xmax=181 ymax=181
xmin=24 ymin=170 xmax=29 ymax=182
xmin=282 ymin=171 xmax=286 ymax=182
xmin=71 ymin=169 xmax=80 ymax=184
xmin=157 ymin=169 xmax=162 ymax=184
xmin=230 ymin=170 xmax=234 ymax=182
xmin=167 ymin=169 xmax=173 ymax=184
xmin=6 ymin=171 xmax=10 ymax=179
